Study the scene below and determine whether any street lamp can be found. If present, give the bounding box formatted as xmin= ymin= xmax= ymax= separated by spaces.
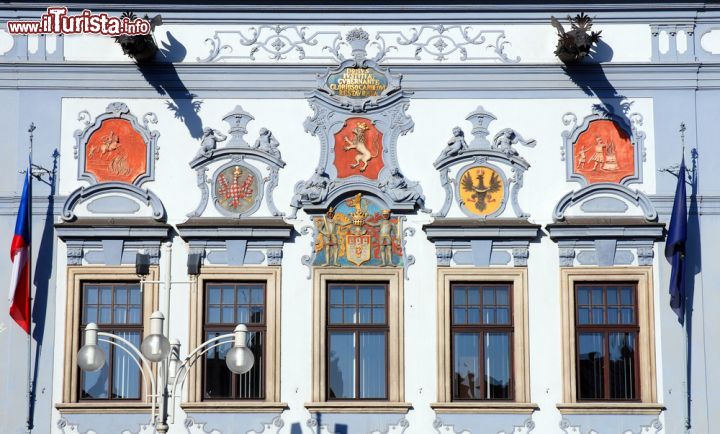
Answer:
xmin=77 ymin=311 xmax=254 ymax=433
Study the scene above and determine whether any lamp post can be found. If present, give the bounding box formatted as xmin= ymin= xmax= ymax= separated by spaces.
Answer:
xmin=77 ymin=311 xmax=254 ymax=433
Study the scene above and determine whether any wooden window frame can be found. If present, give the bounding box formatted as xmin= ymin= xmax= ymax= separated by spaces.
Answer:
xmin=574 ymin=282 xmax=640 ymax=402
xmin=58 ymin=266 xmax=159 ymax=414
xmin=79 ymin=281 xmax=145 ymax=402
xmin=432 ymin=268 xmax=536 ymax=414
xmin=202 ymin=281 xmax=267 ymax=401
xmin=450 ymin=282 xmax=514 ymax=401
xmin=558 ymin=267 xmax=664 ymax=415
xmin=307 ymin=267 xmax=411 ymax=414
xmin=326 ymin=282 xmax=389 ymax=401
xmin=183 ymin=267 xmax=285 ymax=413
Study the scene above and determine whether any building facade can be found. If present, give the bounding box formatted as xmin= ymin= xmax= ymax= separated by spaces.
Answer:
xmin=1 ymin=2 xmax=719 ymax=434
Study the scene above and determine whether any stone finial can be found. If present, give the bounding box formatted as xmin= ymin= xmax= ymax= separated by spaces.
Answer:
xmin=223 ymin=105 xmax=255 ymax=148
xmin=346 ymin=28 xmax=370 ymax=62
xmin=465 ymin=105 xmax=497 ymax=149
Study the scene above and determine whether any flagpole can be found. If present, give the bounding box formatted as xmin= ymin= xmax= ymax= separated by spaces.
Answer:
xmin=25 ymin=123 xmax=34 ymax=434
xmin=679 ymin=123 xmax=690 ymax=433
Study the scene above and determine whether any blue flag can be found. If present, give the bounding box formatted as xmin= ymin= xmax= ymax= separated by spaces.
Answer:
xmin=664 ymin=158 xmax=687 ymax=325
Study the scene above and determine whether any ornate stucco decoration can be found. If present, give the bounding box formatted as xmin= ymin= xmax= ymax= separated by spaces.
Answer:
xmin=433 ymin=106 xmax=536 ymax=219
xmin=63 ymin=102 xmax=165 ymax=221
xmin=196 ymin=24 xmax=520 ymax=64
xmin=187 ymin=106 xmax=286 ymax=218
xmin=299 ymin=193 xmax=415 ymax=278
xmin=289 ymin=28 xmax=427 ymax=218
xmin=550 ymin=104 xmax=660 ymax=267
xmin=554 ymin=104 xmax=655 ymax=220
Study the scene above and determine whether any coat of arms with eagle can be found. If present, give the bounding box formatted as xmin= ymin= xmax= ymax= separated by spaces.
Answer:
xmin=459 ymin=167 xmax=504 ymax=215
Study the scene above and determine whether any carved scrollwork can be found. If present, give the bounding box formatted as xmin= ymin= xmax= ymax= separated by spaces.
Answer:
xmin=300 ymin=224 xmax=318 ymax=279
xmin=197 ymin=25 xmax=521 ymax=65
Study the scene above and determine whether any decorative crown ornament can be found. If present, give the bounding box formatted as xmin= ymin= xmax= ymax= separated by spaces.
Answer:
xmin=345 ymin=28 xmax=370 ymax=62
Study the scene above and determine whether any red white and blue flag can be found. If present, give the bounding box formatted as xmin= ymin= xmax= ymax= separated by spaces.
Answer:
xmin=9 ymin=172 xmax=31 ymax=334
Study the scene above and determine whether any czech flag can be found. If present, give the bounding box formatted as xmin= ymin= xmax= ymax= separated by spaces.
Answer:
xmin=9 ymin=172 xmax=30 ymax=334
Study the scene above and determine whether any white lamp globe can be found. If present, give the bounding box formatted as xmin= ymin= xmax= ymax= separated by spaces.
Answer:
xmin=226 ymin=324 xmax=255 ymax=375
xmin=78 ymin=343 xmax=106 ymax=371
xmin=140 ymin=311 xmax=171 ymax=362
xmin=77 ymin=323 xmax=106 ymax=372
xmin=226 ymin=345 xmax=254 ymax=375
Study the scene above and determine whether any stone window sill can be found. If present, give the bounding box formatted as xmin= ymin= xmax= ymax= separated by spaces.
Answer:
xmin=56 ymin=402 xmax=151 ymax=414
xmin=305 ymin=401 xmax=412 ymax=414
xmin=181 ymin=401 xmax=287 ymax=413
xmin=431 ymin=402 xmax=538 ymax=414
xmin=557 ymin=402 xmax=665 ymax=415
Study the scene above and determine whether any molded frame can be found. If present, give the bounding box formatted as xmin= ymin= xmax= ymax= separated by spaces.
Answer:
xmin=74 ymin=102 xmax=160 ymax=187
xmin=561 ymin=106 xmax=646 ymax=188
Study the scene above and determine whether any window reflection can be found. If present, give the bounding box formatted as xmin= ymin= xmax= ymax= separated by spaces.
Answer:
xmin=451 ymin=283 xmax=513 ymax=401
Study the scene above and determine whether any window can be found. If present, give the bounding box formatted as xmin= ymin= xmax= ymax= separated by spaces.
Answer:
xmin=203 ymin=282 xmax=265 ymax=400
xmin=59 ymin=266 xmax=159 ymax=412
xmin=433 ymin=268 xmax=534 ymax=413
xmin=451 ymin=283 xmax=513 ymax=401
xmin=308 ymin=268 xmax=409 ymax=413
xmin=80 ymin=282 xmax=143 ymax=400
xmin=185 ymin=267 xmax=283 ymax=412
xmin=327 ymin=283 xmax=388 ymax=400
xmin=575 ymin=283 xmax=638 ymax=401
xmin=558 ymin=267 xmax=662 ymax=415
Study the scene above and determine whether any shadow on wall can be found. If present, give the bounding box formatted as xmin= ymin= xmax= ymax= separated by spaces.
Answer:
xmin=561 ymin=39 xmax=635 ymax=127
xmin=28 ymin=149 xmax=59 ymax=430
xmin=684 ymin=148 xmax=701 ymax=431
xmin=136 ymin=31 xmax=204 ymax=139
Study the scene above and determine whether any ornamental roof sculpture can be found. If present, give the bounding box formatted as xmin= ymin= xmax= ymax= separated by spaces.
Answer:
xmin=289 ymin=28 xmax=427 ymax=218
xmin=433 ymin=105 xmax=536 ymax=219
xmin=63 ymin=102 xmax=165 ymax=221
xmin=187 ymin=105 xmax=286 ymax=218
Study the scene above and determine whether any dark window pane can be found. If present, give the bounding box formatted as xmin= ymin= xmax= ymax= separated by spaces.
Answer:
xmin=359 ymin=287 xmax=372 ymax=305
xmin=483 ymin=288 xmax=494 ymax=305
xmin=607 ymin=287 xmax=618 ymax=305
xmin=609 ymin=332 xmax=636 ymax=400
xmin=100 ymin=287 xmax=112 ymax=304
xmin=372 ymin=307 xmax=385 ymax=324
xmin=496 ymin=287 xmax=509 ymax=306
xmin=329 ymin=307 xmax=342 ymax=324
xmin=204 ymin=331 xmax=232 ymax=399
xmin=591 ymin=308 xmax=604 ymax=324
xmin=99 ymin=306 xmax=112 ymax=324
xmin=251 ymin=287 xmax=263 ymax=304
xmin=359 ymin=332 xmax=386 ymax=399
xmin=81 ymin=339 xmax=110 ymax=399
xmin=237 ymin=286 xmax=250 ymax=304
xmin=86 ymin=286 xmax=98 ymax=305
xmin=221 ymin=307 xmax=233 ymax=323
xmin=577 ymin=307 xmax=590 ymax=325
xmin=129 ymin=287 xmax=141 ymax=305
xmin=250 ymin=306 xmax=263 ymax=324
xmin=453 ymin=308 xmax=466 ymax=325
xmin=577 ymin=332 xmax=605 ymax=400
xmin=128 ymin=307 xmax=141 ymax=324
xmin=328 ymin=332 xmax=355 ymax=399
xmin=467 ymin=308 xmax=480 ymax=324
xmin=208 ymin=287 xmax=221 ymax=304
xmin=483 ymin=308 xmax=495 ymax=324
xmin=467 ymin=288 xmax=480 ymax=305
xmin=359 ymin=307 xmax=372 ymax=324
xmin=607 ymin=307 xmax=619 ymax=324
xmin=621 ymin=308 xmax=634 ymax=324
xmin=330 ymin=286 xmax=342 ymax=304
xmin=240 ymin=331 xmax=264 ymax=399
xmin=577 ymin=287 xmax=589 ymax=305
xmin=84 ymin=305 xmax=97 ymax=324
xmin=453 ymin=287 xmax=466 ymax=305
xmin=222 ymin=287 xmax=234 ymax=304
xmin=453 ymin=333 xmax=480 ymax=399
xmin=344 ymin=287 xmax=356 ymax=304
xmin=112 ymin=331 xmax=141 ymax=399
xmin=344 ymin=307 xmax=356 ymax=324
xmin=208 ymin=306 xmax=221 ymax=323
xmin=114 ymin=287 xmax=127 ymax=304
xmin=373 ymin=288 xmax=385 ymax=305
xmin=485 ymin=332 xmax=511 ymax=399
xmin=620 ymin=287 xmax=633 ymax=305
xmin=237 ymin=307 xmax=249 ymax=324
xmin=496 ymin=308 xmax=510 ymax=325
xmin=113 ymin=307 xmax=127 ymax=324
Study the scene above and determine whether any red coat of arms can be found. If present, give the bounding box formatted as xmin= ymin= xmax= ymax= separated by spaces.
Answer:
xmin=85 ymin=119 xmax=148 ymax=183
xmin=573 ymin=119 xmax=635 ymax=184
xmin=215 ymin=165 xmax=258 ymax=213
xmin=333 ymin=117 xmax=384 ymax=180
